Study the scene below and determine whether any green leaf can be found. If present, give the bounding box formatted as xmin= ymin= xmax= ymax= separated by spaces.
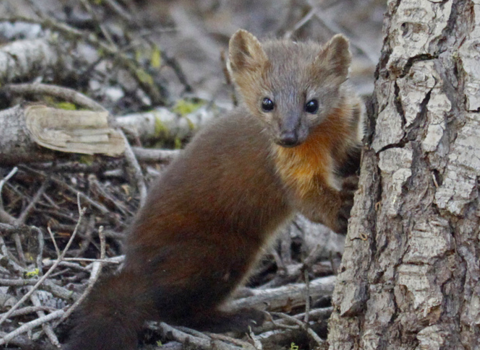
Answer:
xmin=151 ymin=46 xmax=162 ymax=68
xmin=55 ymin=102 xmax=77 ymax=110
xmin=172 ymin=99 xmax=205 ymax=116
xmin=136 ymin=68 xmax=154 ymax=86
xmin=174 ymin=137 xmax=182 ymax=149
xmin=24 ymin=268 xmax=40 ymax=278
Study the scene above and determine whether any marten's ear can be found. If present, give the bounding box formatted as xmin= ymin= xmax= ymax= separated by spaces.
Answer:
xmin=229 ymin=30 xmax=267 ymax=73
xmin=315 ymin=34 xmax=351 ymax=82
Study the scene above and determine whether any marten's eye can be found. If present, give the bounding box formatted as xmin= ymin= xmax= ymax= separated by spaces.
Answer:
xmin=261 ymin=98 xmax=274 ymax=112
xmin=305 ymin=99 xmax=319 ymax=114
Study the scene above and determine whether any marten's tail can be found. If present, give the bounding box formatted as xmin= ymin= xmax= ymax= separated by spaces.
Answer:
xmin=63 ymin=271 xmax=154 ymax=350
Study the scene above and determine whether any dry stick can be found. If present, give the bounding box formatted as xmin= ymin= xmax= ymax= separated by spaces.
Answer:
xmin=0 ymin=208 xmax=16 ymax=224
xmin=283 ymin=6 xmax=317 ymax=39
xmin=0 ymin=167 xmax=18 ymax=209
xmin=131 ymin=147 xmax=179 ymax=164
xmin=47 ymin=225 xmax=61 ymax=257
xmin=80 ymin=0 xmax=116 ymax=47
xmin=12 ymin=182 xmax=49 ymax=268
xmin=270 ymin=312 xmax=324 ymax=346
xmin=0 ymin=278 xmax=78 ymax=301
xmin=247 ymin=327 xmax=263 ymax=350
xmin=33 ymin=227 xmax=45 ymax=274
xmin=264 ymin=313 xmax=299 ymax=331
xmin=0 ymin=236 xmax=24 ymax=273
xmin=21 ymin=166 xmax=110 ymax=215
xmin=0 ymin=193 xmax=85 ymax=327
xmin=55 ymin=225 xmax=106 ymax=327
xmin=0 ymin=306 xmax=55 ymax=318
xmin=10 ymin=180 xmax=49 ymax=265
xmin=157 ymin=323 xmax=248 ymax=350
xmin=0 ymin=310 xmax=64 ymax=346
xmin=120 ymin=131 xmax=148 ymax=206
xmin=205 ymin=332 xmax=256 ymax=350
xmin=103 ymin=0 xmax=133 ymax=22
xmin=158 ymin=322 xmax=211 ymax=349
xmin=63 ymin=257 xmax=121 ymax=264
xmin=306 ymin=1 xmax=378 ymax=64
xmin=30 ymin=291 xmax=60 ymax=348
xmin=3 ymin=83 xmax=105 ymax=111
xmin=303 ymin=268 xmax=311 ymax=325
xmin=0 ymin=222 xmax=17 ymax=234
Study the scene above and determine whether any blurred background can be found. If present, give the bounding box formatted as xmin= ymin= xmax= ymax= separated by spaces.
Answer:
xmin=1 ymin=0 xmax=386 ymax=110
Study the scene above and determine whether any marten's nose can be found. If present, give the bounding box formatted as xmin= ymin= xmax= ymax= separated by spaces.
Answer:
xmin=278 ymin=130 xmax=299 ymax=147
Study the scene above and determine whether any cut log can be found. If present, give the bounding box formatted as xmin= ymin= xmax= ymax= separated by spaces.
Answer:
xmin=0 ymin=105 xmax=124 ymax=165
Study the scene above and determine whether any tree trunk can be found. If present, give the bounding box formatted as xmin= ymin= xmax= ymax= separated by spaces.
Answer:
xmin=328 ymin=0 xmax=480 ymax=349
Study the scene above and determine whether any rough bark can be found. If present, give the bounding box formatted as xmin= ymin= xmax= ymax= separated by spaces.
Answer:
xmin=328 ymin=0 xmax=480 ymax=349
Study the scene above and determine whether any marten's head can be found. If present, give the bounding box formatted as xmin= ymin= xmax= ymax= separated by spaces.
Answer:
xmin=228 ymin=30 xmax=351 ymax=148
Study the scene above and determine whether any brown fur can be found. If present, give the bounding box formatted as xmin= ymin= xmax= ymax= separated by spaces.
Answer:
xmin=64 ymin=30 xmax=363 ymax=350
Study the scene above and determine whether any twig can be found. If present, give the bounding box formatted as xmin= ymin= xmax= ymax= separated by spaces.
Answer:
xmin=247 ymin=326 xmax=263 ymax=350
xmin=30 ymin=291 xmax=60 ymax=347
xmin=231 ymin=276 xmax=336 ymax=311
xmin=131 ymin=147 xmax=179 ymax=164
xmin=19 ymin=166 xmax=110 ymax=215
xmin=283 ymin=7 xmax=317 ymax=39
xmin=0 ymin=193 xmax=85 ymax=327
xmin=47 ymin=225 xmax=60 ymax=257
xmin=80 ymin=0 xmax=116 ymax=47
xmin=120 ymin=131 xmax=148 ymax=206
xmin=0 ymin=278 xmax=79 ymax=301
xmin=270 ymin=312 xmax=324 ymax=346
xmin=157 ymin=322 xmax=211 ymax=348
xmin=15 ymin=180 xmax=50 ymax=225
xmin=205 ymin=332 xmax=256 ymax=349
xmin=303 ymin=268 xmax=311 ymax=325
xmin=0 ymin=306 xmax=55 ymax=318
xmin=0 ymin=236 xmax=25 ymax=273
xmin=260 ymin=307 xmax=332 ymax=333
xmin=103 ymin=0 xmax=133 ymax=22
xmin=3 ymin=83 xmax=105 ymax=111
xmin=0 ymin=208 xmax=16 ymax=224
xmin=0 ymin=167 xmax=18 ymax=208
xmin=55 ymin=225 xmax=106 ymax=326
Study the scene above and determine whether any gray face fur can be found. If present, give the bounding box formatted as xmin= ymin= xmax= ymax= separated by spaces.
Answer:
xmin=228 ymin=30 xmax=351 ymax=147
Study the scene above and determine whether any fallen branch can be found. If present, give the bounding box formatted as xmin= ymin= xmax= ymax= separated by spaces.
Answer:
xmin=0 ymin=38 xmax=63 ymax=84
xmin=231 ymin=275 xmax=336 ymax=311
xmin=0 ymin=104 xmax=124 ymax=165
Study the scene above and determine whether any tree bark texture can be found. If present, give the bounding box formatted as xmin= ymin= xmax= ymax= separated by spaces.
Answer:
xmin=328 ymin=0 xmax=480 ymax=349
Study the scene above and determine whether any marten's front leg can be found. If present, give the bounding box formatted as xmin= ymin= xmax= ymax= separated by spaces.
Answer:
xmin=294 ymin=175 xmax=358 ymax=234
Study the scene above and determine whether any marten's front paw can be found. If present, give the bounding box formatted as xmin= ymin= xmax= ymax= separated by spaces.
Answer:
xmin=335 ymin=175 xmax=359 ymax=234
xmin=229 ymin=308 xmax=266 ymax=331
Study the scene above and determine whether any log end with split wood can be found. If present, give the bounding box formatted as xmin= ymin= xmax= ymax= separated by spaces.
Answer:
xmin=0 ymin=104 xmax=125 ymax=165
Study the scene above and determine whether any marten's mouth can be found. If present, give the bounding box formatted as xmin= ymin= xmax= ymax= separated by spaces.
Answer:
xmin=275 ymin=130 xmax=302 ymax=147
xmin=275 ymin=138 xmax=303 ymax=148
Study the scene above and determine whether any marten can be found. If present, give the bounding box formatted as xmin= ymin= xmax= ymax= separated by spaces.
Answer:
xmin=64 ymin=29 xmax=364 ymax=350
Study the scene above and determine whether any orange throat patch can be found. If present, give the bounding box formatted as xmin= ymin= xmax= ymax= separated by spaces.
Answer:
xmin=272 ymin=106 xmax=353 ymax=197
